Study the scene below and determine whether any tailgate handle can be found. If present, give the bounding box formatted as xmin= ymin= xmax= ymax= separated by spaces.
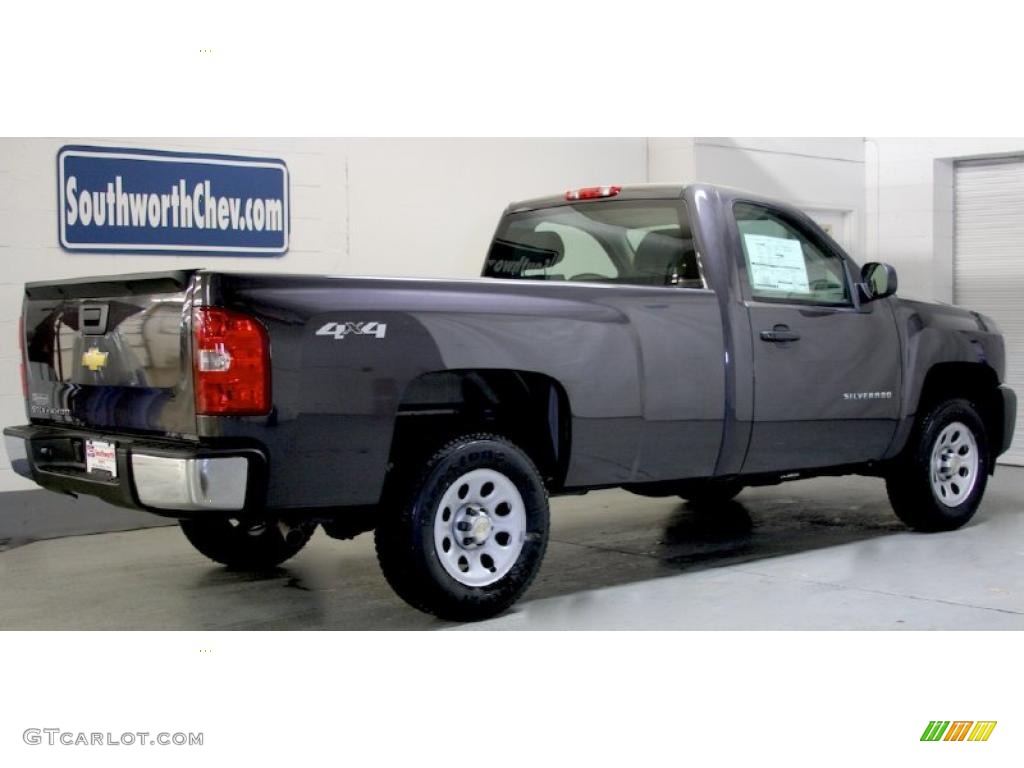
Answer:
xmin=80 ymin=303 xmax=110 ymax=336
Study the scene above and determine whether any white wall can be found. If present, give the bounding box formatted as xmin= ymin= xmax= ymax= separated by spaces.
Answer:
xmin=649 ymin=137 xmax=866 ymax=257
xmin=865 ymin=138 xmax=1024 ymax=302
xmin=0 ymin=138 xmax=647 ymax=491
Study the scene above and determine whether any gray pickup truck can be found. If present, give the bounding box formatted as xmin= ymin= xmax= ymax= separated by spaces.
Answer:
xmin=4 ymin=183 xmax=1016 ymax=620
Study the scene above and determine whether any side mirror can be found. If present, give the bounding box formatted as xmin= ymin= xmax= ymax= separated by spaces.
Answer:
xmin=859 ymin=262 xmax=898 ymax=301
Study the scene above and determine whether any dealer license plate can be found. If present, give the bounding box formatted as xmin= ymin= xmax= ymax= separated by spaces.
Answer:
xmin=85 ymin=440 xmax=117 ymax=477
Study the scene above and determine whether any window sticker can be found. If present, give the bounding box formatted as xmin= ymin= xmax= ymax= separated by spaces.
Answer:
xmin=743 ymin=234 xmax=810 ymax=294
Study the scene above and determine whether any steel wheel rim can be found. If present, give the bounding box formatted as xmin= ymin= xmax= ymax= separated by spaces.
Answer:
xmin=930 ymin=421 xmax=979 ymax=507
xmin=433 ymin=468 xmax=527 ymax=587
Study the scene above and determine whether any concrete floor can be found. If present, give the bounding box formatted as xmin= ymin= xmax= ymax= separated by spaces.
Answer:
xmin=1 ymin=469 xmax=1023 ymax=629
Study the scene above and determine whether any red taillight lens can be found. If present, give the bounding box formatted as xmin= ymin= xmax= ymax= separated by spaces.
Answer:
xmin=565 ymin=185 xmax=622 ymax=201
xmin=192 ymin=307 xmax=271 ymax=416
xmin=18 ymin=314 xmax=27 ymax=397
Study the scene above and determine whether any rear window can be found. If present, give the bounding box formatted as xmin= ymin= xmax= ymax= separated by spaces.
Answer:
xmin=484 ymin=201 xmax=706 ymax=289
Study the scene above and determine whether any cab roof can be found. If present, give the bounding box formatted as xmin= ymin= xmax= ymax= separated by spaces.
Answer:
xmin=510 ymin=181 xmax=822 ymax=217
xmin=506 ymin=183 xmax=687 ymax=213
xmin=504 ymin=182 xmax=787 ymax=214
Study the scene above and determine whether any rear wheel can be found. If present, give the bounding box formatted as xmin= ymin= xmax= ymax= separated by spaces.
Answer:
xmin=180 ymin=516 xmax=316 ymax=569
xmin=375 ymin=433 xmax=549 ymax=621
xmin=885 ymin=398 xmax=989 ymax=531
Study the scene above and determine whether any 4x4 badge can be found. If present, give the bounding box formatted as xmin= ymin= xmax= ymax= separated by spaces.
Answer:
xmin=316 ymin=321 xmax=388 ymax=340
xmin=81 ymin=347 xmax=109 ymax=371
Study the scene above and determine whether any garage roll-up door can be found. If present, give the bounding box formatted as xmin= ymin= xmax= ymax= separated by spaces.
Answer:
xmin=955 ymin=157 xmax=1024 ymax=465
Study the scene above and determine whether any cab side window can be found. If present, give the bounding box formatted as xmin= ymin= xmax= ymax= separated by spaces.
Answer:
xmin=735 ymin=203 xmax=851 ymax=306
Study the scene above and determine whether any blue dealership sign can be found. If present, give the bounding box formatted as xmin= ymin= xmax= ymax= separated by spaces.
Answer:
xmin=58 ymin=145 xmax=289 ymax=256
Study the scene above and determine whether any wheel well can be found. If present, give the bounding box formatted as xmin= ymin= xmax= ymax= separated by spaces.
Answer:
xmin=388 ymin=370 xmax=571 ymax=490
xmin=917 ymin=362 xmax=1004 ymax=457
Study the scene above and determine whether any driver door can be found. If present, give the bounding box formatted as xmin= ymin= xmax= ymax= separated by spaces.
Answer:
xmin=735 ymin=202 xmax=902 ymax=474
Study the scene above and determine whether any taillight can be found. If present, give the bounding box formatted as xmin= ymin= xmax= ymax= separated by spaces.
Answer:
xmin=565 ymin=185 xmax=622 ymax=201
xmin=192 ymin=307 xmax=271 ymax=416
xmin=18 ymin=314 xmax=27 ymax=397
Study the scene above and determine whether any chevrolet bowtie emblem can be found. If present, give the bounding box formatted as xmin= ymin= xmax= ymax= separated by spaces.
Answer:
xmin=81 ymin=347 xmax=108 ymax=372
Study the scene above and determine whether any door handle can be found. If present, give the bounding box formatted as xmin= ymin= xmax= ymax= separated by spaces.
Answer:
xmin=760 ymin=325 xmax=801 ymax=342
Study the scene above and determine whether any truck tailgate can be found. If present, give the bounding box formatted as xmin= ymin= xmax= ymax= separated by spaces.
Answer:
xmin=21 ymin=271 xmax=198 ymax=437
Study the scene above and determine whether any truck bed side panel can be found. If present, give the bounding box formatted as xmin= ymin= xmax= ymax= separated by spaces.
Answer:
xmin=208 ymin=274 xmax=724 ymax=508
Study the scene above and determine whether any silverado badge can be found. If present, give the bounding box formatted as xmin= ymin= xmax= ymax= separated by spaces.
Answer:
xmin=81 ymin=347 xmax=109 ymax=372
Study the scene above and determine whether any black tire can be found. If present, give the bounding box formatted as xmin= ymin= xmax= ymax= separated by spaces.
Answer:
xmin=375 ymin=433 xmax=550 ymax=621
xmin=180 ymin=516 xmax=315 ymax=569
xmin=678 ymin=480 xmax=744 ymax=506
xmin=885 ymin=398 xmax=989 ymax=532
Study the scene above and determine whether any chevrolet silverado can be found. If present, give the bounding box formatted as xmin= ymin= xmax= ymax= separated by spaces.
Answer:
xmin=5 ymin=183 xmax=1016 ymax=620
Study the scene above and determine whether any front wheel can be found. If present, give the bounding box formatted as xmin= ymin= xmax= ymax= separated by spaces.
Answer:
xmin=885 ymin=398 xmax=989 ymax=531
xmin=375 ymin=434 xmax=550 ymax=621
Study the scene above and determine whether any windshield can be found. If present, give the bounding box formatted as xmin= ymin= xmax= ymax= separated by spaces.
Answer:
xmin=483 ymin=200 xmax=705 ymax=288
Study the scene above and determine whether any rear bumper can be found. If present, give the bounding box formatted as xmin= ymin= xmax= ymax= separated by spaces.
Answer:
xmin=3 ymin=424 xmax=265 ymax=516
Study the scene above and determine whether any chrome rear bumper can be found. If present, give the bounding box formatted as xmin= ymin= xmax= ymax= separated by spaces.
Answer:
xmin=3 ymin=425 xmax=262 ymax=515
xmin=131 ymin=454 xmax=248 ymax=511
